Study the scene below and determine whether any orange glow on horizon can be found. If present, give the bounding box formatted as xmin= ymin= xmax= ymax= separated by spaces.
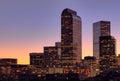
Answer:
xmin=0 ymin=37 xmax=119 ymax=64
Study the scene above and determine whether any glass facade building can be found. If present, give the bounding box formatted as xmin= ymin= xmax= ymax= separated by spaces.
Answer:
xmin=61 ymin=8 xmax=82 ymax=65
xmin=93 ymin=21 xmax=111 ymax=60
xmin=99 ymin=36 xmax=117 ymax=72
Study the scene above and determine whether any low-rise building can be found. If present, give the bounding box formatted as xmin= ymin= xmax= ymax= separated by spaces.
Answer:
xmin=0 ymin=58 xmax=17 ymax=65
xmin=30 ymin=53 xmax=44 ymax=67
xmin=44 ymin=42 xmax=61 ymax=68
xmin=83 ymin=56 xmax=99 ymax=76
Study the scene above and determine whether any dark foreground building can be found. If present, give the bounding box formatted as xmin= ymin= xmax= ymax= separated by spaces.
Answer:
xmin=0 ymin=58 xmax=17 ymax=65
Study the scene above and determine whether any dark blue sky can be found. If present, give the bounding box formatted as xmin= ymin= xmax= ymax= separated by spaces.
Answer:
xmin=0 ymin=0 xmax=120 ymax=64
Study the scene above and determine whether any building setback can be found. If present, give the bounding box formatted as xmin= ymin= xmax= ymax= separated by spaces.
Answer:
xmin=99 ymin=36 xmax=117 ymax=73
xmin=93 ymin=21 xmax=111 ymax=60
xmin=44 ymin=42 xmax=61 ymax=68
xmin=61 ymin=8 xmax=82 ymax=66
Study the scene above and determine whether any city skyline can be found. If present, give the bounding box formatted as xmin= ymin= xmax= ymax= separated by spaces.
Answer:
xmin=0 ymin=0 xmax=120 ymax=64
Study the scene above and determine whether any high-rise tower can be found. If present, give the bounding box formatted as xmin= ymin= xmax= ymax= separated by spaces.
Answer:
xmin=93 ymin=21 xmax=111 ymax=60
xmin=61 ymin=8 xmax=82 ymax=66
xmin=99 ymin=36 xmax=117 ymax=72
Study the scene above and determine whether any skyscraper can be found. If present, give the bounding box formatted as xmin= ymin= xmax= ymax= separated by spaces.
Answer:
xmin=93 ymin=21 xmax=111 ymax=60
xmin=99 ymin=36 xmax=117 ymax=72
xmin=61 ymin=8 xmax=82 ymax=66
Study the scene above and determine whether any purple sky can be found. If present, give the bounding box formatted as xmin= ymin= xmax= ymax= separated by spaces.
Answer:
xmin=0 ymin=0 xmax=120 ymax=64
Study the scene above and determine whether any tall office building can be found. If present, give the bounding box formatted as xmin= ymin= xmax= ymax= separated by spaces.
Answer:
xmin=61 ymin=8 xmax=82 ymax=66
xmin=99 ymin=36 xmax=117 ymax=73
xmin=93 ymin=21 xmax=111 ymax=60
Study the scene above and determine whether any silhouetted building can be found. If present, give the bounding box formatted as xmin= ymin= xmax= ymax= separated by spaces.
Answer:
xmin=99 ymin=36 xmax=117 ymax=73
xmin=30 ymin=53 xmax=44 ymax=67
xmin=61 ymin=8 xmax=82 ymax=66
xmin=93 ymin=21 xmax=111 ymax=60
xmin=83 ymin=68 xmax=120 ymax=81
xmin=44 ymin=42 xmax=61 ymax=67
xmin=0 ymin=58 xmax=17 ymax=65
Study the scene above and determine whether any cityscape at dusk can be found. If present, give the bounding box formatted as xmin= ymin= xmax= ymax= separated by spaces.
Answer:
xmin=1 ymin=0 xmax=120 ymax=81
xmin=0 ymin=0 xmax=120 ymax=64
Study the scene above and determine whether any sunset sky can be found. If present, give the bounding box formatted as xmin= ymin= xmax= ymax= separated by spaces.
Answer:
xmin=0 ymin=0 xmax=120 ymax=64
